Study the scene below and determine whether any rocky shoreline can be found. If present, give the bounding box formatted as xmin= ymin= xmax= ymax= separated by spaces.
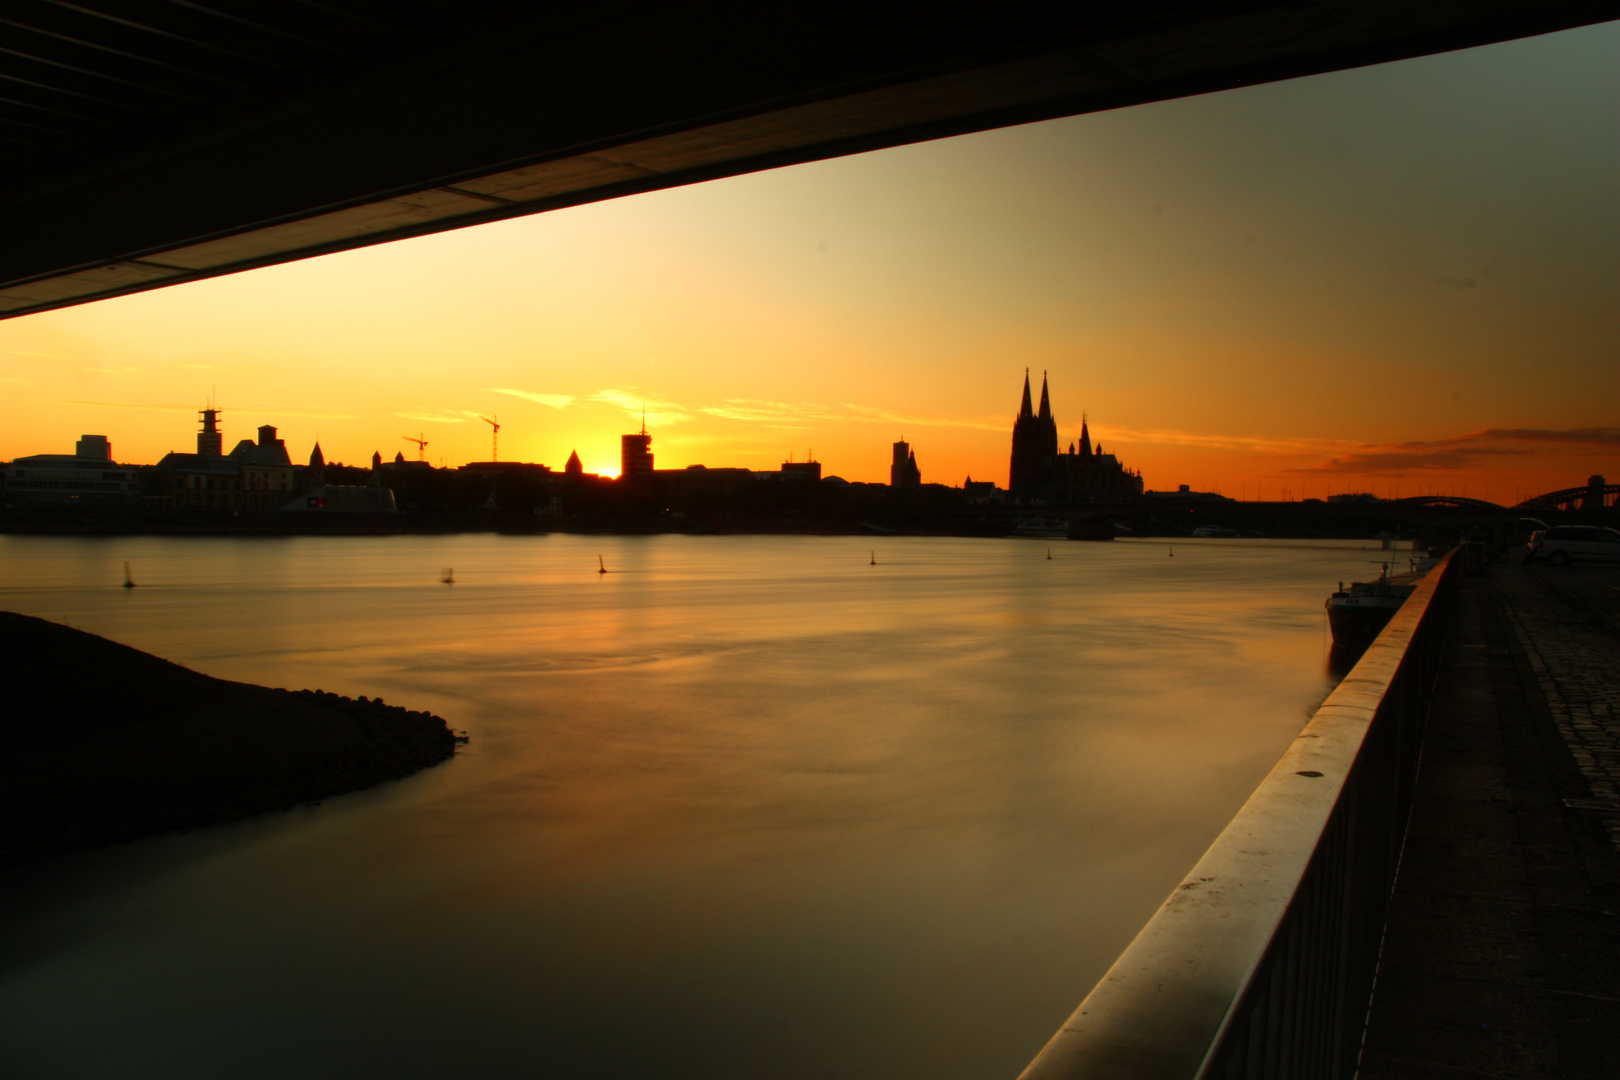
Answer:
xmin=1 ymin=611 xmax=461 ymax=867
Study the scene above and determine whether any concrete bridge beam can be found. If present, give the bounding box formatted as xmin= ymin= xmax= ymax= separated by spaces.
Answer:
xmin=3 ymin=2 xmax=1617 ymax=319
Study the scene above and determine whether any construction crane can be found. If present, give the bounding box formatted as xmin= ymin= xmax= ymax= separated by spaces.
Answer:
xmin=404 ymin=433 xmax=428 ymax=461
xmin=480 ymin=415 xmax=500 ymax=462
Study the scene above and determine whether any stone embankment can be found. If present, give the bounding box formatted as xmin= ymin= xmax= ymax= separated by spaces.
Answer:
xmin=0 ymin=611 xmax=460 ymax=866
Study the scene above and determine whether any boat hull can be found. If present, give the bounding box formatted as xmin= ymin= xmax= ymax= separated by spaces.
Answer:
xmin=1010 ymin=517 xmax=1069 ymax=539
xmin=1326 ymin=596 xmax=1405 ymax=650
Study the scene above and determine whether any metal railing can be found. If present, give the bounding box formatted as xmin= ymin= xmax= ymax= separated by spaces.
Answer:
xmin=1018 ymin=551 xmax=1458 ymax=1080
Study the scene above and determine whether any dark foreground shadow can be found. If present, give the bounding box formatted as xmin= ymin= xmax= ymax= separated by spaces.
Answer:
xmin=0 ymin=611 xmax=459 ymax=867
xmin=1326 ymin=643 xmax=1365 ymax=683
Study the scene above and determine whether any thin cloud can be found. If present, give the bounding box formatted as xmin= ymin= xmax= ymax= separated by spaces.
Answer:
xmin=5 ymin=349 xmax=62 ymax=358
xmin=1090 ymin=425 xmax=1353 ymax=456
xmin=841 ymin=404 xmax=1007 ymax=432
xmin=592 ymin=388 xmax=691 ymax=426
xmin=396 ymin=408 xmax=473 ymax=424
xmin=1474 ymin=427 xmax=1620 ymax=447
xmin=696 ymin=398 xmax=1008 ymax=432
xmin=490 ymin=387 xmax=573 ymax=409
xmin=241 ymin=408 xmax=357 ymax=421
xmin=83 ymin=366 xmax=141 ymax=374
xmin=1304 ymin=446 xmax=1530 ymax=475
xmin=47 ymin=399 xmax=195 ymax=412
xmin=207 ymin=398 xmax=358 ymax=421
xmin=49 ymin=398 xmax=357 ymax=421
xmin=660 ymin=434 xmax=790 ymax=451
xmin=700 ymin=399 xmax=846 ymax=424
xmin=184 ymin=363 xmax=217 ymax=370
xmin=1296 ymin=427 xmax=1620 ymax=475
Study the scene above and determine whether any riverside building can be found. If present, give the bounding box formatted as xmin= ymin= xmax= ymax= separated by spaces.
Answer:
xmin=1 ymin=435 xmax=141 ymax=506
xmin=229 ymin=425 xmax=295 ymax=504
xmin=156 ymin=408 xmax=303 ymax=508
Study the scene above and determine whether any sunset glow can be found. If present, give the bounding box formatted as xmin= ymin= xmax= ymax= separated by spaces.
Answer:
xmin=2 ymin=24 xmax=1615 ymax=502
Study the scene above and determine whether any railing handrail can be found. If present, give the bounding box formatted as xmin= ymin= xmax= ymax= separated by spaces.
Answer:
xmin=1017 ymin=551 xmax=1458 ymax=1080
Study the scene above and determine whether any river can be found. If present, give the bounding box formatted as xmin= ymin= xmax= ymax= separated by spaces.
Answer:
xmin=0 ymin=533 xmax=1383 ymax=1079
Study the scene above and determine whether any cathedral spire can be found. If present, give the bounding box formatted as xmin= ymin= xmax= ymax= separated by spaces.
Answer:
xmin=1079 ymin=413 xmax=1092 ymax=457
xmin=1037 ymin=372 xmax=1052 ymax=422
xmin=1018 ymin=369 xmax=1033 ymax=418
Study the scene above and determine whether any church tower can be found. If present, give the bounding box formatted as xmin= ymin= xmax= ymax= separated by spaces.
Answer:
xmin=1036 ymin=372 xmax=1059 ymax=457
xmin=891 ymin=439 xmax=920 ymax=487
xmin=1004 ymin=370 xmax=1143 ymax=502
xmin=1010 ymin=370 xmax=1060 ymax=492
xmin=1009 ymin=370 xmax=1045 ymax=492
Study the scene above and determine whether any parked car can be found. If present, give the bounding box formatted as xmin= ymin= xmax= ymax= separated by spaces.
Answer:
xmin=1525 ymin=525 xmax=1620 ymax=566
xmin=1516 ymin=516 xmax=1550 ymax=542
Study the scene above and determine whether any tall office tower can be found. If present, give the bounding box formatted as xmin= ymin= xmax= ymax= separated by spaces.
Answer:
xmin=620 ymin=417 xmax=654 ymax=480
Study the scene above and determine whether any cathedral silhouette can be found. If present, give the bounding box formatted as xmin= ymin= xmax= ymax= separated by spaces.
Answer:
xmin=1009 ymin=371 xmax=1143 ymax=502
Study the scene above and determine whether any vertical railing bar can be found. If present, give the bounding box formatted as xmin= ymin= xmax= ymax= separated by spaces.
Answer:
xmin=1283 ymin=894 xmax=1305 ymax=1076
xmin=1299 ymin=842 xmax=1321 ymax=1078
xmin=1318 ymin=805 xmax=1347 ymax=1077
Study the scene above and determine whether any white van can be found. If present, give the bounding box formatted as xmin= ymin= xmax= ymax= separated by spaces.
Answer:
xmin=1526 ymin=525 xmax=1620 ymax=566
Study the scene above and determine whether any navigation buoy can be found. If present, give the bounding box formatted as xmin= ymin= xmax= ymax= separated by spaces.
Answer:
xmin=1168 ymin=545 xmax=1174 ymax=556
xmin=598 ymin=555 xmax=608 ymax=574
xmin=870 ymin=550 xmax=876 ymax=565
xmin=1047 ymin=547 xmax=1053 ymax=560
xmin=122 ymin=561 xmax=136 ymax=589
xmin=442 ymin=568 xmax=454 ymax=585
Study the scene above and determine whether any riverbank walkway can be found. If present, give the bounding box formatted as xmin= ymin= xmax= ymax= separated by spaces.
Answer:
xmin=1357 ymin=560 xmax=1620 ymax=1079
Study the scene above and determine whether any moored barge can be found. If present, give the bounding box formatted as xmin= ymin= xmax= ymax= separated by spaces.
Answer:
xmin=1326 ymin=567 xmax=1418 ymax=651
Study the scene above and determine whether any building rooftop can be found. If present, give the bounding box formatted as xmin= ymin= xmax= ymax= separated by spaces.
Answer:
xmin=155 ymin=452 xmax=244 ymax=477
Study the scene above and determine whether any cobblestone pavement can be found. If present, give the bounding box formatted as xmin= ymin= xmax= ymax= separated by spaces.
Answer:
xmin=1497 ymin=559 xmax=1620 ymax=850
xmin=1359 ymin=566 xmax=1620 ymax=1079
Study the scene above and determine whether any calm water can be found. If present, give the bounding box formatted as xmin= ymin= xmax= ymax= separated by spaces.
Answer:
xmin=0 ymin=534 xmax=1377 ymax=1079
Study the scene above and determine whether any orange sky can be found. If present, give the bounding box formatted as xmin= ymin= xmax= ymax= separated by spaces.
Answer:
xmin=2 ymin=23 xmax=1616 ymax=504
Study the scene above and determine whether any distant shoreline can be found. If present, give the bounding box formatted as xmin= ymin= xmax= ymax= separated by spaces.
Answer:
xmin=0 ymin=500 xmax=1533 ymax=543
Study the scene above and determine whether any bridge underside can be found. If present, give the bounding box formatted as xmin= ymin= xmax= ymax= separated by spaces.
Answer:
xmin=3 ymin=2 xmax=1616 ymax=320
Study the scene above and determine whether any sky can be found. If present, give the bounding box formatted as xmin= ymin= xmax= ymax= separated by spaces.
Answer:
xmin=1 ymin=22 xmax=1616 ymax=502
